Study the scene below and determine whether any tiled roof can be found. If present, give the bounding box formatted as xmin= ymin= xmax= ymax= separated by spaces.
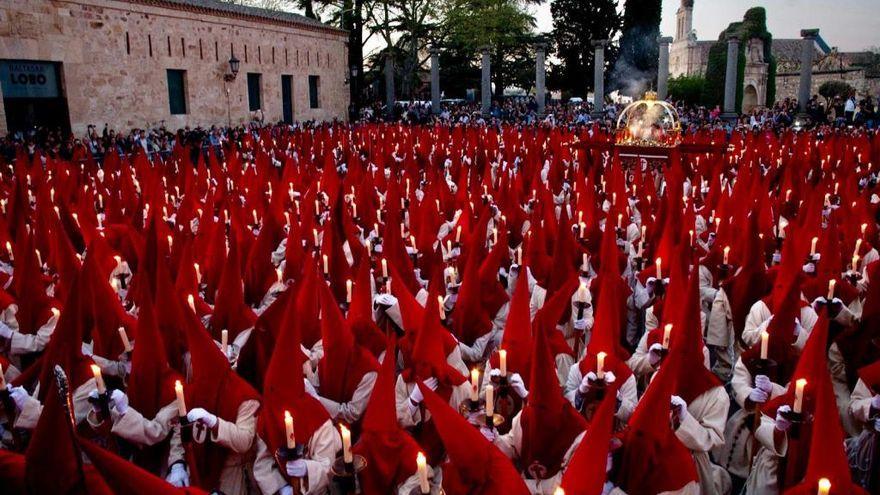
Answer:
xmin=130 ymin=0 xmax=345 ymax=33
xmin=771 ymin=38 xmax=826 ymax=62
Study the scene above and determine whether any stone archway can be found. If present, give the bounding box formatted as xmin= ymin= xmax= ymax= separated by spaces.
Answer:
xmin=743 ymin=84 xmax=759 ymax=113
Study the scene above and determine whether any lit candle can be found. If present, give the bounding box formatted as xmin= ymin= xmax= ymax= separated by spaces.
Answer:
xmin=118 ymin=327 xmax=132 ymax=353
xmin=470 ymin=369 xmax=480 ymax=402
xmin=492 ymin=227 xmax=498 ymax=244
xmin=416 ymin=452 xmax=429 ymax=494
xmin=817 ymin=478 xmax=831 ymax=495
xmin=346 ymin=279 xmax=353 ymax=303
xmin=5 ymin=241 xmax=12 ymax=261
xmin=499 ymin=349 xmax=508 ymax=376
xmin=579 ymin=221 xmax=586 ymax=239
xmin=382 ymin=259 xmax=388 ymax=278
xmin=516 ymin=247 xmax=522 ymax=265
xmin=340 ymin=424 xmax=353 ymax=463
xmin=760 ymin=330 xmax=769 ymax=360
xmin=438 ymin=295 xmax=445 ymax=314
xmin=723 ymin=246 xmax=730 ymax=265
xmin=313 ymin=229 xmax=319 ymax=246
xmin=175 ymin=380 xmax=187 ymax=416
xmin=221 ymin=329 xmax=229 ymax=356
xmin=485 ymin=384 xmax=495 ymax=417
xmin=662 ymin=323 xmax=672 ymax=349
xmin=852 ymin=254 xmax=860 ymax=272
xmin=655 ymin=257 xmax=662 ymax=279
xmin=810 ymin=237 xmax=819 ymax=256
xmin=793 ymin=378 xmax=807 ymax=413
xmin=554 ymin=488 xmax=566 ymax=495
xmin=284 ymin=410 xmax=296 ymax=449
xmin=597 ymin=351 xmax=607 ymax=380
xmin=827 ymin=279 xmax=836 ymax=300
xmin=456 ymin=225 xmax=462 ymax=243
xmin=167 ymin=234 xmax=173 ymax=249
xmin=187 ymin=294 xmax=196 ymax=312
xmin=862 ymin=223 xmax=868 ymax=236
xmin=194 ymin=262 xmax=201 ymax=283
xmin=322 ymin=254 xmax=329 ymax=274
xmin=854 ymin=238 xmax=863 ymax=257
xmin=91 ymin=364 xmax=106 ymax=394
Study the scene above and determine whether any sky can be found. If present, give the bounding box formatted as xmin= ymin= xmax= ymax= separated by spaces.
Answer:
xmin=532 ymin=0 xmax=879 ymax=52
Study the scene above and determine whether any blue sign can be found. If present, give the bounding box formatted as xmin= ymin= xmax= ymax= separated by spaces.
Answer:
xmin=0 ymin=60 xmax=60 ymax=98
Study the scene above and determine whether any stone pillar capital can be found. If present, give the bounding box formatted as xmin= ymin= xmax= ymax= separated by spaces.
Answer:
xmin=478 ymin=45 xmax=492 ymax=55
xmin=726 ymin=35 xmax=740 ymax=44
xmin=429 ymin=46 xmax=440 ymax=56
xmin=658 ymin=36 xmax=673 ymax=45
xmin=590 ymin=39 xmax=609 ymax=48
xmin=534 ymin=42 xmax=547 ymax=52
xmin=800 ymin=28 xmax=820 ymax=39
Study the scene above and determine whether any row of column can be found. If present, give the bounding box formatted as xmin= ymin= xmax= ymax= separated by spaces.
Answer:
xmin=387 ymin=29 xmax=819 ymax=119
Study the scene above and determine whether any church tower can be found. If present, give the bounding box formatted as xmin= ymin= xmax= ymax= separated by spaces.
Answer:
xmin=676 ymin=0 xmax=694 ymax=42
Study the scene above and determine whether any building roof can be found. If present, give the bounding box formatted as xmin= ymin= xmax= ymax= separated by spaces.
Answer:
xmin=771 ymin=37 xmax=828 ymax=62
xmin=132 ymin=0 xmax=345 ymax=34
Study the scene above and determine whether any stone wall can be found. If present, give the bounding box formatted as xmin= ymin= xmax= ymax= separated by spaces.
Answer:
xmin=0 ymin=0 xmax=349 ymax=135
xmin=775 ymin=68 xmax=880 ymax=102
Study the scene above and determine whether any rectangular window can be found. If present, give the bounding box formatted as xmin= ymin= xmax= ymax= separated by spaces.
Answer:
xmin=166 ymin=69 xmax=187 ymax=114
xmin=281 ymin=75 xmax=293 ymax=123
xmin=125 ymin=32 xmax=130 ymax=55
xmin=247 ymin=72 xmax=262 ymax=111
xmin=308 ymin=75 xmax=320 ymax=109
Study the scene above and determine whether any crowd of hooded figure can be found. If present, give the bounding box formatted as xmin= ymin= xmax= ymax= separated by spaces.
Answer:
xmin=0 ymin=121 xmax=880 ymax=495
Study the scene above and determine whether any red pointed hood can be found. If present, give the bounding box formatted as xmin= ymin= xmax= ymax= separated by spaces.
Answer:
xmin=488 ymin=261 xmax=532 ymax=377
xmin=559 ymin=389 xmax=618 ymax=495
xmin=419 ymin=384 xmax=531 ymax=495
xmin=208 ymin=230 xmax=256 ymax=341
xmin=79 ymin=439 xmax=206 ymax=495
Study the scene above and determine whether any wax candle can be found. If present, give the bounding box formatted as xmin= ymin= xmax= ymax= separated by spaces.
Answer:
xmin=0 ymin=363 xmax=5 ymax=388
xmin=554 ymin=488 xmax=565 ymax=495
xmin=817 ymin=478 xmax=830 ymax=495
xmin=221 ymin=329 xmax=229 ymax=356
xmin=582 ymin=253 xmax=588 ymax=271
xmin=175 ymin=380 xmax=187 ymax=416
xmin=499 ymin=349 xmax=508 ymax=376
xmin=655 ymin=257 xmax=662 ymax=279
xmin=416 ymin=452 xmax=429 ymax=493
xmin=187 ymin=294 xmax=196 ymax=312
xmin=579 ymin=221 xmax=586 ymax=239
xmin=852 ymin=254 xmax=860 ymax=272
xmin=485 ymin=384 xmax=495 ymax=417
xmin=662 ymin=324 xmax=672 ymax=348
xmin=284 ymin=410 xmax=295 ymax=449
xmin=827 ymin=279 xmax=836 ymax=300
xmin=810 ymin=237 xmax=818 ymax=255
xmin=455 ymin=225 xmax=462 ymax=243
xmin=91 ymin=364 xmax=106 ymax=394
xmin=346 ymin=279 xmax=353 ymax=303
xmin=760 ymin=331 xmax=769 ymax=360
xmin=596 ymin=351 xmax=607 ymax=380
xmin=340 ymin=424 xmax=353 ymax=463
xmin=118 ymin=327 xmax=132 ymax=353
xmin=723 ymin=246 xmax=730 ymax=265
xmin=322 ymin=254 xmax=329 ymax=274
xmin=793 ymin=378 xmax=807 ymax=413
xmin=5 ymin=241 xmax=12 ymax=261
xmin=194 ymin=262 xmax=201 ymax=283
xmin=854 ymin=238 xmax=863 ymax=257
xmin=516 ymin=247 xmax=522 ymax=265
xmin=438 ymin=296 xmax=445 ymax=314
xmin=276 ymin=268 xmax=283 ymax=284
xmin=470 ymin=369 xmax=479 ymax=402
xmin=382 ymin=259 xmax=388 ymax=278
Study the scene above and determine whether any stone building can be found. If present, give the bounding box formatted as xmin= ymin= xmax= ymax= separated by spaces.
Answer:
xmin=0 ymin=0 xmax=350 ymax=136
xmin=667 ymin=0 xmax=879 ymax=110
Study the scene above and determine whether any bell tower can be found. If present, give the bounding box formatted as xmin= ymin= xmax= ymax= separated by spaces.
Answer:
xmin=676 ymin=0 xmax=694 ymax=42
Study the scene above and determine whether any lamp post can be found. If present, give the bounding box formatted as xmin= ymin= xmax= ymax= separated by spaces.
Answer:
xmin=223 ymin=56 xmax=240 ymax=128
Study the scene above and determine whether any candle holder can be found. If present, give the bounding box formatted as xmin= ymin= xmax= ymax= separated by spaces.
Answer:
xmin=632 ymin=256 xmax=644 ymax=272
xmin=179 ymin=415 xmax=194 ymax=444
xmin=330 ymin=454 xmax=366 ymax=494
xmin=488 ymin=375 xmax=520 ymax=434
xmin=717 ymin=263 xmax=732 ymax=280
xmin=275 ymin=443 xmax=306 ymax=495
xmin=779 ymin=408 xmax=812 ymax=439
xmin=845 ymin=270 xmax=862 ymax=286
xmin=88 ymin=389 xmax=112 ymax=420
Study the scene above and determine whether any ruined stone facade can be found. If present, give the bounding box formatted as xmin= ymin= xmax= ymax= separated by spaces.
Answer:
xmin=0 ymin=0 xmax=350 ymax=135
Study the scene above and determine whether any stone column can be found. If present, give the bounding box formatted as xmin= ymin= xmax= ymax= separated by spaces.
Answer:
xmin=480 ymin=47 xmax=491 ymax=117
xmin=798 ymin=29 xmax=819 ymax=113
xmin=722 ymin=35 xmax=740 ymax=120
xmin=384 ymin=52 xmax=395 ymax=118
xmin=535 ymin=43 xmax=546 ymax=115
xmin=591 ymin=40 xmax=608 ymax=118
xmin=657 ymin=36 xmax=673 ymax=100
xmin=430 ymin=47 xmax=441 ymax=115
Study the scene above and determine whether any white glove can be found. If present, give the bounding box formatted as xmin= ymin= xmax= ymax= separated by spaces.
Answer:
xmin=166 ymin=463 xmax=189 ymax=487
xmin=775 ymin=405 xmax=792 ymax=432
xmin=748 ymin=388 xmax=769 ymax=404
xmin=754 ymin=374 xmax=773 ymax=394
xmin=278 ymin=486 xmax=294 ymax=495
xmin=479 ymin=426 xmax=496 ymax=442
xmin=508 ymin=373 xmax=528 ymax=398
xmin=573 ymin=318 xmax=588 ymax=331
xmin=871 ymin=395 xmax=880 ymax=410
xmin=0 ymin=322 xmax=12 ymax=339
xmin=802 ymin=263 xmax=816 ymax=274
xmin=303 ymin=378 xmax=319 ymax=399
xmin=110 ymin=389 xmax=128 ymax=415
xmin=186 ymin=407 xmax=218 ymax=428
xmin=604 ymin=371 xmax=616 ymax=384
xmin=771 ymin=252 xmax=782 ymax=264
xmin=373 ymin=293 xmax=397 ymax=307
xmin=285 ymin=459 xmax=308 ymax=477
xmin=80 ymin=342 xmax=94 ymax=357
xmin=579 ymin=372 xmax=596 ymax=393
xmin=670 ymin=395 xmax=687 ymax=421
xmin=648 ymin=343 xmax=665 ymax=366
xmin=409 ymin=378 xmax=437 ymax=404
xmin=7 ymin=385 xmax=29 ymax=411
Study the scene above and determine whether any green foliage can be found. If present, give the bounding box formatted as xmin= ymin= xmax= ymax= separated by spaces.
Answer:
xmin=701 ymin=7 xmax=776 ymax=110
xmin=818 ymin=80 xmax=855 ymax=104
xmin=614 ymin=0 xmax=662 ymax=94
xmin=668 ymin=75 xmax=706 ymax=106
xmin=549 ymin=0 xmax=621 ymax=96
xmin=441 ymin=0 xmax=537 ymax=98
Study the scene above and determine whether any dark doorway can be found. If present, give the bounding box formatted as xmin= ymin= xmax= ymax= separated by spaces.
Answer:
xmin=1 ymin=60 xmax=70 ymax=135
xmin=281 ymin=75 xmax=293 ymax=124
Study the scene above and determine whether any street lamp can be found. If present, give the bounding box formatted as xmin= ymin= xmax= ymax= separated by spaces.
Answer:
xmin=223 ymin=56 xmax=240 ymax=127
